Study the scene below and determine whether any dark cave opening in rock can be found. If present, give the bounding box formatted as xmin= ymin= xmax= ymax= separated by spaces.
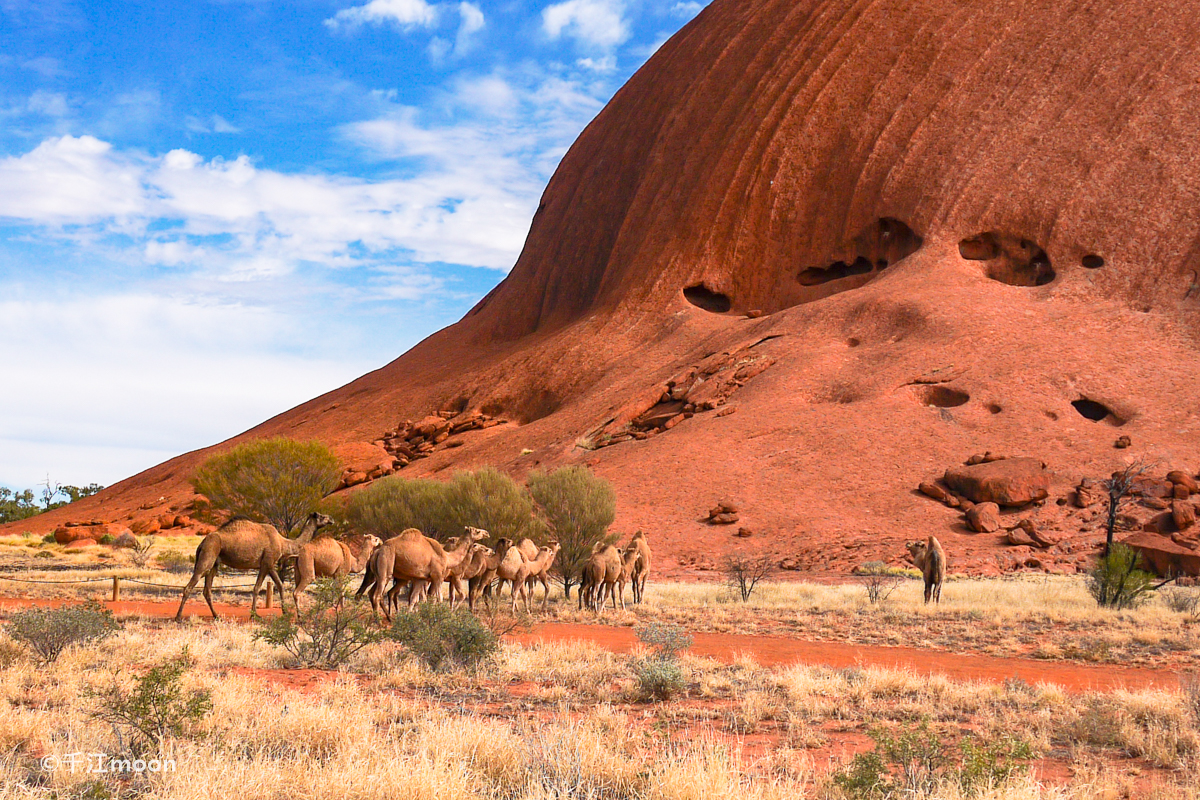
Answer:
xmin=798 ymin=257 xmax=874 ymax=286
xmin=1082 ymin=254 xmax=1105 ymax=269
xmin=960 ymin=232 xmax=1055 ymax=286
xmin=683 ymin=284 xmax=732 ymax=312
xmin=913 ymin=385 xmax=971 ymax=408
xmin=1072 ymin=398 xmax=1119 ymax=423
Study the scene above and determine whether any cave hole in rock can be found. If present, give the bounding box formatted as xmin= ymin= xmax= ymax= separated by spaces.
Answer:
xmin=683 ymin=283 xmax=732 ymax=313
xmin=1071 ymin=397 xmax=1123 ymax=425
xmin=912 ymin=385 xmax=970 ymax=408
xmin=846 ymin=337 xmax=861 ymax=348
xmin=959 ymin=232 xmax=1055 ymax=286
xmin=986 ymin=403 xmax=1002 ymax=414
xmin=1082 ymin=254 xmax=1105 ymax=269
xmin=797 ymin=218 xmax=923 ymax=288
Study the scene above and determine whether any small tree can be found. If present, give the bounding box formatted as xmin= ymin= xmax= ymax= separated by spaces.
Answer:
xmin=1100 ymin=459 xmax=1151 ymax=556
xmin=1089 ymin=543 xmax=1156 ymax=609
xmin=387 ymin=602 xmax=499 ymax=672
xmin=90 ymin=651 xmax=212 ymax=758
xmin=255 ymin=578 xmax=383 ymax=669
xmin=527 ymin=466 xmax=616 ymax=599
xmin=856 ymin=561 xmax=903 ymax=605
xmin=723 ymin=553 xmax=776 ymax=602
xmin=0 ymin=487 xmax=39 ymax=523
xmin=347 ymin=468 xmax=536 ymax=542
xmin=5 ymin=602 xmax=121 ymax=664
xmin=193 ymin=437 xmax=341 ymax=534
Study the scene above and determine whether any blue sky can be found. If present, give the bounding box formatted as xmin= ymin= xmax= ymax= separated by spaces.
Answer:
xmin=0 ymin=0 xmax=709 ymax=491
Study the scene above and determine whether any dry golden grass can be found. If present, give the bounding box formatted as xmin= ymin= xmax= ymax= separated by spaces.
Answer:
xmin=0 ymin=616 xmax=1194 ymax=799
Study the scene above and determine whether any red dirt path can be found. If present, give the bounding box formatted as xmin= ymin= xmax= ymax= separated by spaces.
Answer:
xmin=0 ymin=597 xmax=1182 ymax=693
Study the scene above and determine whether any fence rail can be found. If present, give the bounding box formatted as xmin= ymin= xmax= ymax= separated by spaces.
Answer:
xmin=0 ymin=573 xmax=274 ymax=606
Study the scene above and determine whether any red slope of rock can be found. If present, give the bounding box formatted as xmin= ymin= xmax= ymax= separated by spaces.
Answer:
xmin=11 ymin=0 xmax=1200 ymax=578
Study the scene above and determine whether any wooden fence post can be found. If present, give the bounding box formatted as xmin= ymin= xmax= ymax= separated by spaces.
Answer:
xmin=265 ymin=581 xmax=273 ymax=609
xmin=112 ymin=576 xmax=121 ymax=602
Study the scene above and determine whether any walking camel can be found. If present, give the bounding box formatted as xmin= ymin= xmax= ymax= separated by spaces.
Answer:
xmin=174 ymin=511 xmax=333 ymax=621
xmin=291 ymin=533 xmax=381 ymax=608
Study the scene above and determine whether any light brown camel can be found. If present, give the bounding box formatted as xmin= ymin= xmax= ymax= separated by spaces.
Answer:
xmin=448 ymin=544 xmax=495 ymax=609
xmin=291 ymin=533 xmax=381 ymax=608
xmin=906 ymin=535 xmax=946 ymax=604
xmin=612 ymin=545 xmax=642 ymax=611
xmin=174 ymin=511 xmax=333 ymax=621
xmin=626 ymin=531 xmax=652 ymax=604
xmin=468 ymin=538 xmax=513 ymax=610
xmin=370 ymin=527 xmax=487 ymax=620
xmin=523 ymin=541 xmax=561 ymax=607
xmin=494 ymin=538 xmax=532 ymax=613
xmin=579 ymin=542 xmax=622 ymax=613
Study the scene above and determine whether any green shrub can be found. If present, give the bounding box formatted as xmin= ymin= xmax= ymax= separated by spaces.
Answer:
xmin=41 ymin=533 xmax=55 ymax=544
xmin=527 ymin=466 xmax=616 ymax=598
xmin=98 ymin=533 xmax=115 ymax=545
xmin=828 ymin=723 xmax=1031 ymax=799
xmin=5 ymin=601 xmax=120 ymax=664
xmin=90 ymin=651 xmax=212 ymax=757
xmin=630 ymin=622 xmax=692 ymax=702
xmin=387 ymin=602 xmax=499 ymax=672
xmin=1088 ymin=543 xmax=1156 ymax=609
xmin=348 ymin=467 xmax=537 ymax=543
xmin=255 ymin=578 xmax=382 ymax=669
xmin=155 ymin=550 xmax=194 ymax=573
xmin=193 ymin=437 xmax=341 ymax=535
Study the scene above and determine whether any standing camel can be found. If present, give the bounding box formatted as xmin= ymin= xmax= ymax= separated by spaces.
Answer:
xmin=291 ymin=533 xmax=381 ymax=608
xmin=906 ymin=536 xmax=946 ymax=603
xmin=493 ymin=538 xmax=532 ymax=613
xmin=447 ymin=544 xmax=494 ymax=609
xmin=369 ymin=527 xmax=487 ymax=620
xmin=579 ymin=543 xmax=622 ymax=613
xmin=523 ymin=542 xmax=561 ymax=608
xmin=468 ymin=538 xmax=514 ymax=611
xmin=626 ymin=531 xmax=652 ymax=604
xmin=174 ymin=511 xmax=333 ymax=621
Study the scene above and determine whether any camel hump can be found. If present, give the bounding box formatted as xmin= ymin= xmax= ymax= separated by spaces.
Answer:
xmin=396 ymin=528 xmax=425 ymax=541
xmin=630 ymin=530 xmax=646 ymax=541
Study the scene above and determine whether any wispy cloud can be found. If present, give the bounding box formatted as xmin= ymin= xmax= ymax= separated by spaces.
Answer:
xmin=543 ymin=0 xmax=629 ymax=50
xmin=325 ymin=0 xmax=440 ymax=31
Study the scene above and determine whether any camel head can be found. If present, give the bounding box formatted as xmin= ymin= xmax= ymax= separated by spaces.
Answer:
xmin=546 ymin=540 xmax=561 ymax=555
xmin=363 ymin=534 xmax=382 ymax=551
xmin=445 ymin=536 xmax=461 ymax=550
xmin=905 ymin=540 xmax=928 ymax=563
xmin=495 ymin=537 xmax=514 ymax=556
xmin=464 ymin=526 xmax=489 ymax=542
xmin=630 ymin=530 xmax=646 ymax=541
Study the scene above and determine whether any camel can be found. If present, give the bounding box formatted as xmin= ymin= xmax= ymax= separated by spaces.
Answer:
xmin=522 ymin=541 xmax=561 ymax=608
xmin=626 ymin=531 xmax=652 ymax=604
xmin=611 ymin=545 xmax=642 ymax=611
xmin=468 ymin=538 xmax=514 ymax=611
xmin=579 ymin=542 xmax=622 ymax=613
xmin=174 ymin=511 xmax=333 ymax=621
xmin=906 ymin=535 xmax=946 ymax=604
xmin=291 ymin=533 xmax=381 ymax=608
xmin=369 ymin=527 xmax=487 ymax=620
xmin=447 ymin=544 xmax=495 ymax=609
xmin=493 ymin=538 xmax=532 ymax=613
xmin=356 ymin=526 xmax=486 ymax=609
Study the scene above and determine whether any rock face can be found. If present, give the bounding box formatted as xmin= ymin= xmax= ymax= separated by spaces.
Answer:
xmin=11 ymin=0 xmax=1200 ymax=578
xmin=944 ymin=459 xmax=1050 ymax=507
xmin=1123 ymin=532 xmax=1200 ymax=578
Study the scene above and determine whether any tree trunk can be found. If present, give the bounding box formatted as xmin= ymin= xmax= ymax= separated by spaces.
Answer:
xmin=1105 ymin=491 xmax=1119 ymax=557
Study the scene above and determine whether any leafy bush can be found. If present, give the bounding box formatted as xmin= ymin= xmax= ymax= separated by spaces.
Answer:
xmin=155 ymin=550 xmax=194 ymax=573
xmin=90 ymin=651 xmax=212 ymax=757
xmin=0 ymin=486 xmax=40 ymax=523
xmin=98 ymin=533 xmax=115 ymax=545
xmin=1162 ymin=586 xmax=1200 ymax=617
xmin=348 ymin=468 xmax=537 ymax=543
xmin=829 ymin=723 xmax=1031 ymax=798
xmin=41 ymin=533 xmax=56 ymax=544
xmin=255 ymin=578 xmax=383 ymax=669
xmin=527 ymin=466 xmax=616 ymax=598
xmin=387 ymin=602 xmax=499 ymax=672
xmin=5 ymin=601 xmax=120 ymax=664
xmin=1088 ymin=543 xmax=1156 ymax=609
xmin=193 ymin=437 xmax=341 ymax=535
xmin=630 ymin=622 xmax=692 ymax=702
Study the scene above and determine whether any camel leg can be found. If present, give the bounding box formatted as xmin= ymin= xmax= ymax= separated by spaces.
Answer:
xmin=539 ymin=575 xmax=551 ymax=608
xmin=267 ymin=564 xmax=287 ymax=614
xmin=176 ymin=541 xmax=219 ymax=622
xmin=202 ymin=568 xmax=218 ymax=619
xmin=250 ymin=567 xmax=269 ymax=616
xmin=174 ymin=571 xmax=204 ymax=622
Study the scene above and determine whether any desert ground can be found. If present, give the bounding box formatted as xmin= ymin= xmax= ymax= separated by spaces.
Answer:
xmin=0 ymin=533 xmax=1196 ymax=800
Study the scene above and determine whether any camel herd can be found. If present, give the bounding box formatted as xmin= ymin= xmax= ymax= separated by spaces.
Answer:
xmin=172 ymin=511 xmax=653 ymax=621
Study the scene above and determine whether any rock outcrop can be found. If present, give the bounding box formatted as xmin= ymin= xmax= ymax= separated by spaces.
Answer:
xmin=944 ymin=459 xmax=1049 ymax=507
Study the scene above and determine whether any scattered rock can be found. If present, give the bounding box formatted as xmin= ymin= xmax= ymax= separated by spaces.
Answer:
xmin=715 ymin=406 xmax=737 ymax=417
xmin=1130 ymin=476 xmax=1173 ymax=498
xmin=130 ymin=518 xmax=161 ymax=536
xmin=1075 ymin=478 xmax=1101 ymax=508
xmin=966 ymin=502 xmax=1001 ymax=532
xmin=734 ymin=527 xmax=753 ymax=537
xmin=1167 ymin=470 xmax=1199 ymax=493
xmin=1173 ymin=499 xmax=1195 ymax=530
xmin=918 ymin=482 xmax=950 ymax=503
xmin=1006 ymin=527 xmax=1037 ymax=546
xmin=65 ymin=539 xmax=97 ymax=549
xmin=706 ymin=502 xmax=740 ymax=525
xmin=1142 ymin=496 xmax=1170 ymax=511
xmin=944 ymin=457 xmax=1049 ymax=506
xmin=1114 ymin=435 xmax=1132 ymax=449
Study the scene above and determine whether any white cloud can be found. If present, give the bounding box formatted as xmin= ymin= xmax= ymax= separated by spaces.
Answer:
xmin=0 ymin=293 xmax=371 ymax=489
xmin=325 ymin=0 xmax=439 ymax=30
xmin=671 ymin=1 xmax=704 ymax=17
xmin=542 ymin=0 xmax=628 ymax=49
xmin=454 ymin=2 xmax=485 ymax=54
xmin=0 ymin=135 xmax=145 ymax=221
xmin=576 ymin=55 xmax=616 ymax=72
xmin=185 ymin=114 xmax=241 ymax=134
